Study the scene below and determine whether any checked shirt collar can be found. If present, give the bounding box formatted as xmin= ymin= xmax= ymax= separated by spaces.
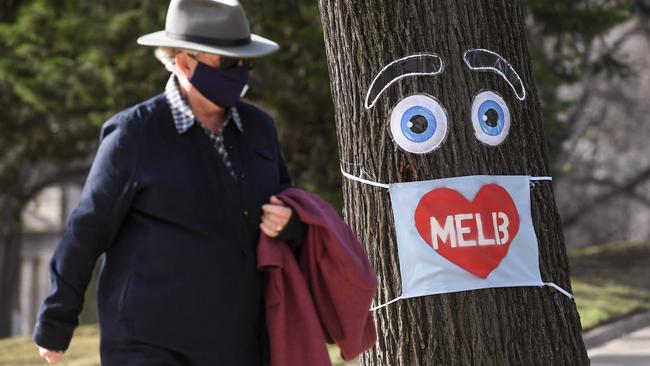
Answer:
xmin=164 ymin=74 xmax=244 ymax=181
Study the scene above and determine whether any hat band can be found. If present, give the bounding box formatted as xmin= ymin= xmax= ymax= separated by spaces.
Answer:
xmin=166 ymin=31 xmax=251 ymax=47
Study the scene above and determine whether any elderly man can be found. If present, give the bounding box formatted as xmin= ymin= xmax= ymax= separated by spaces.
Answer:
xmin=33 ymin=0 xmax=306 ymax=365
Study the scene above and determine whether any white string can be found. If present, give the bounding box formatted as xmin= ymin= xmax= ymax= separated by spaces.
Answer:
xmin=370 ymin=294 xmax=403 ymax=311
xmin=369 ymin=281 xmax=573 ymax=311
xmin=529 ymin=176 xmax=552 ymax=188
xmin=340 ymin=165 xmax=552 ymax=189
xmin=339 ymin=163 xmax=390 ymax=189
xmin=543 ymin=282 xmax=574 ymax=299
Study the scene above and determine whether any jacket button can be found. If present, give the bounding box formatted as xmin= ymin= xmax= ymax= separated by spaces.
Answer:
xmin=240 ymin=172 xmax=246 ymax=179
xmin=243 ymin=210 xmax=249 ymax=217
xmin=228 ymin=145 xmax=233 ymax=150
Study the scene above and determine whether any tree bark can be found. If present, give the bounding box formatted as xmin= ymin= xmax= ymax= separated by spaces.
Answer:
xmin=318 ymin=1 xmax=588 ymax=365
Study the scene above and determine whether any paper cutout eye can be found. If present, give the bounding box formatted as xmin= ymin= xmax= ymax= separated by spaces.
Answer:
xmin=390 ymin=94 xmax=448 ymax=154
xmin=471 ymin=90 xmax=511 ymax=146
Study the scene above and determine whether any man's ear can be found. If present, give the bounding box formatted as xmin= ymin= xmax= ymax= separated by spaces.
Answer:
xmin=175 ymin=52 xmax=196 ymax=81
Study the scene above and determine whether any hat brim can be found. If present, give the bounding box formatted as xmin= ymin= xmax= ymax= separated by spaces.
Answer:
xmin=137 ymin=30 xmax=279 ymax=58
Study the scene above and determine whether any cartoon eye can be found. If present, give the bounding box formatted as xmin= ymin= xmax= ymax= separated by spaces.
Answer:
xmin=389 ymin=94 xmax=449 ymax=154
xmin=471 ymin=90 xmax=511 ymax=146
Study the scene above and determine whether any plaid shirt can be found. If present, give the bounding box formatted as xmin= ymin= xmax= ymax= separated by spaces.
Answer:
xmin=164 ymin=74 xmax=244 ymax=182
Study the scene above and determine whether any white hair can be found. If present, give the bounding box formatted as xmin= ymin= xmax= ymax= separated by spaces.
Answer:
xmin=154 ymin=46 xmax=200 ymax=72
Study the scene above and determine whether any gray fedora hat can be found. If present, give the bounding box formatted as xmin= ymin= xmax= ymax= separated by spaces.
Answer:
xmin=137 ymin=0 xmax=279 ymax=58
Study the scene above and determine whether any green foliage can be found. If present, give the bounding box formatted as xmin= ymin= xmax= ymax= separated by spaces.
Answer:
xmin=0 ymin=0 xmax=169 ymax=196
xmin=523 ymin=0 xmax=631 ymax=40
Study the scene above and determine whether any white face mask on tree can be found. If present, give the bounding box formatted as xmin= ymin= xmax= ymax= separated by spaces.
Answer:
xmin=339 ymin=168 xmax=571 ymax=311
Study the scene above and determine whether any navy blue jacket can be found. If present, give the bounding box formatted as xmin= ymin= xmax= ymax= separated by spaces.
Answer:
xmin=33 ymin=93 xmax=305 ymax=365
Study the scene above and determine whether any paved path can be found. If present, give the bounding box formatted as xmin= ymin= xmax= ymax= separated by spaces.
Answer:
xmin=588 ymin=322 xmax=650 ymax=365
xmin=585 ymin=313 xmax=650 ymax=366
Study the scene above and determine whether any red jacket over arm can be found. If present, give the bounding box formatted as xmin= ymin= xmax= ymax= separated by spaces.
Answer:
xmin=257 ymin=187 xmax=378 ymax=366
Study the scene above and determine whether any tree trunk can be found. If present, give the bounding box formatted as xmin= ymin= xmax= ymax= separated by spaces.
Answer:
xmin=317 ymin=1 xmax=589 ymax=365
xmin=0 ymin=194 xmax=22 ymax=338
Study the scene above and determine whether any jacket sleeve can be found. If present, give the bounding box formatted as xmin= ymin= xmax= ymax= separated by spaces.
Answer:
xmin=32 ymin=115 xmax=139 ymax=352
xmin=273 ymin=125 xmax=306 ymax=250
xmin=275 ymin=205 xmax=306 ymax=250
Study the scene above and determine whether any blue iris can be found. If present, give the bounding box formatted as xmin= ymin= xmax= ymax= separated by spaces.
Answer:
xmin=400 ymin=106 xmax=437 ymax=143
xmin=477 ymin=99 xmax=505 ymax=136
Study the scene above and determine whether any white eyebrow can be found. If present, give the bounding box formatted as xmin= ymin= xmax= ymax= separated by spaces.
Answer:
xmin=463 ymin=48 xmax=526 ymax=101
xmin=364 ymin=53 xmax=444 ymax=109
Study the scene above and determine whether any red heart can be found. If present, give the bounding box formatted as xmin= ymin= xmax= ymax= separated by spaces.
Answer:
xmin=414 ymin=184 xmax=520 ymax=279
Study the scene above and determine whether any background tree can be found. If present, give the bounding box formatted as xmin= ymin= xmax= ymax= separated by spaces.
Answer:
xmin=521 ymin=0 xmax=634 ymax=167
xmin=531 ymin=1 xmax=650 ymax=246
xmin=318 ymin=0 xmax=588 ymax=365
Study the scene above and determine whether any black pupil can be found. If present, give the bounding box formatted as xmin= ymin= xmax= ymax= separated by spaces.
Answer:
xmin=485 ymin=108 xmax=499 ymax=127
xmin=409 ymin=115 xmax=428 ymax=134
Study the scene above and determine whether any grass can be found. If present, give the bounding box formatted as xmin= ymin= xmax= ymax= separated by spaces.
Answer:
xmin=0 ymin=325 xmax=99 ymax=366
xmin=1 ymin=241 xmax=647 ymax=364
xmin=0 ymin=324 xmax=355 ymax=366
xmin=569 ymin=241 xmax=650 ymax=331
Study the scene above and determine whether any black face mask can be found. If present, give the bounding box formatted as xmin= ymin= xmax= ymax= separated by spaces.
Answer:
xmin=189 ymin=60 xmax=249 ymax=108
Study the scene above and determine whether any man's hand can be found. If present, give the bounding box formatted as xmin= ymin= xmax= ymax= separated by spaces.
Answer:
xmin=260 ymin=195 xmax=292 ymax=238
xmin=38 ymin=346 xmax=64 ymax=364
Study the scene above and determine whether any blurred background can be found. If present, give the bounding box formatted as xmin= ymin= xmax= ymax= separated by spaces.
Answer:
xmin=0 ymin=0 xmax=649 ymax=364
